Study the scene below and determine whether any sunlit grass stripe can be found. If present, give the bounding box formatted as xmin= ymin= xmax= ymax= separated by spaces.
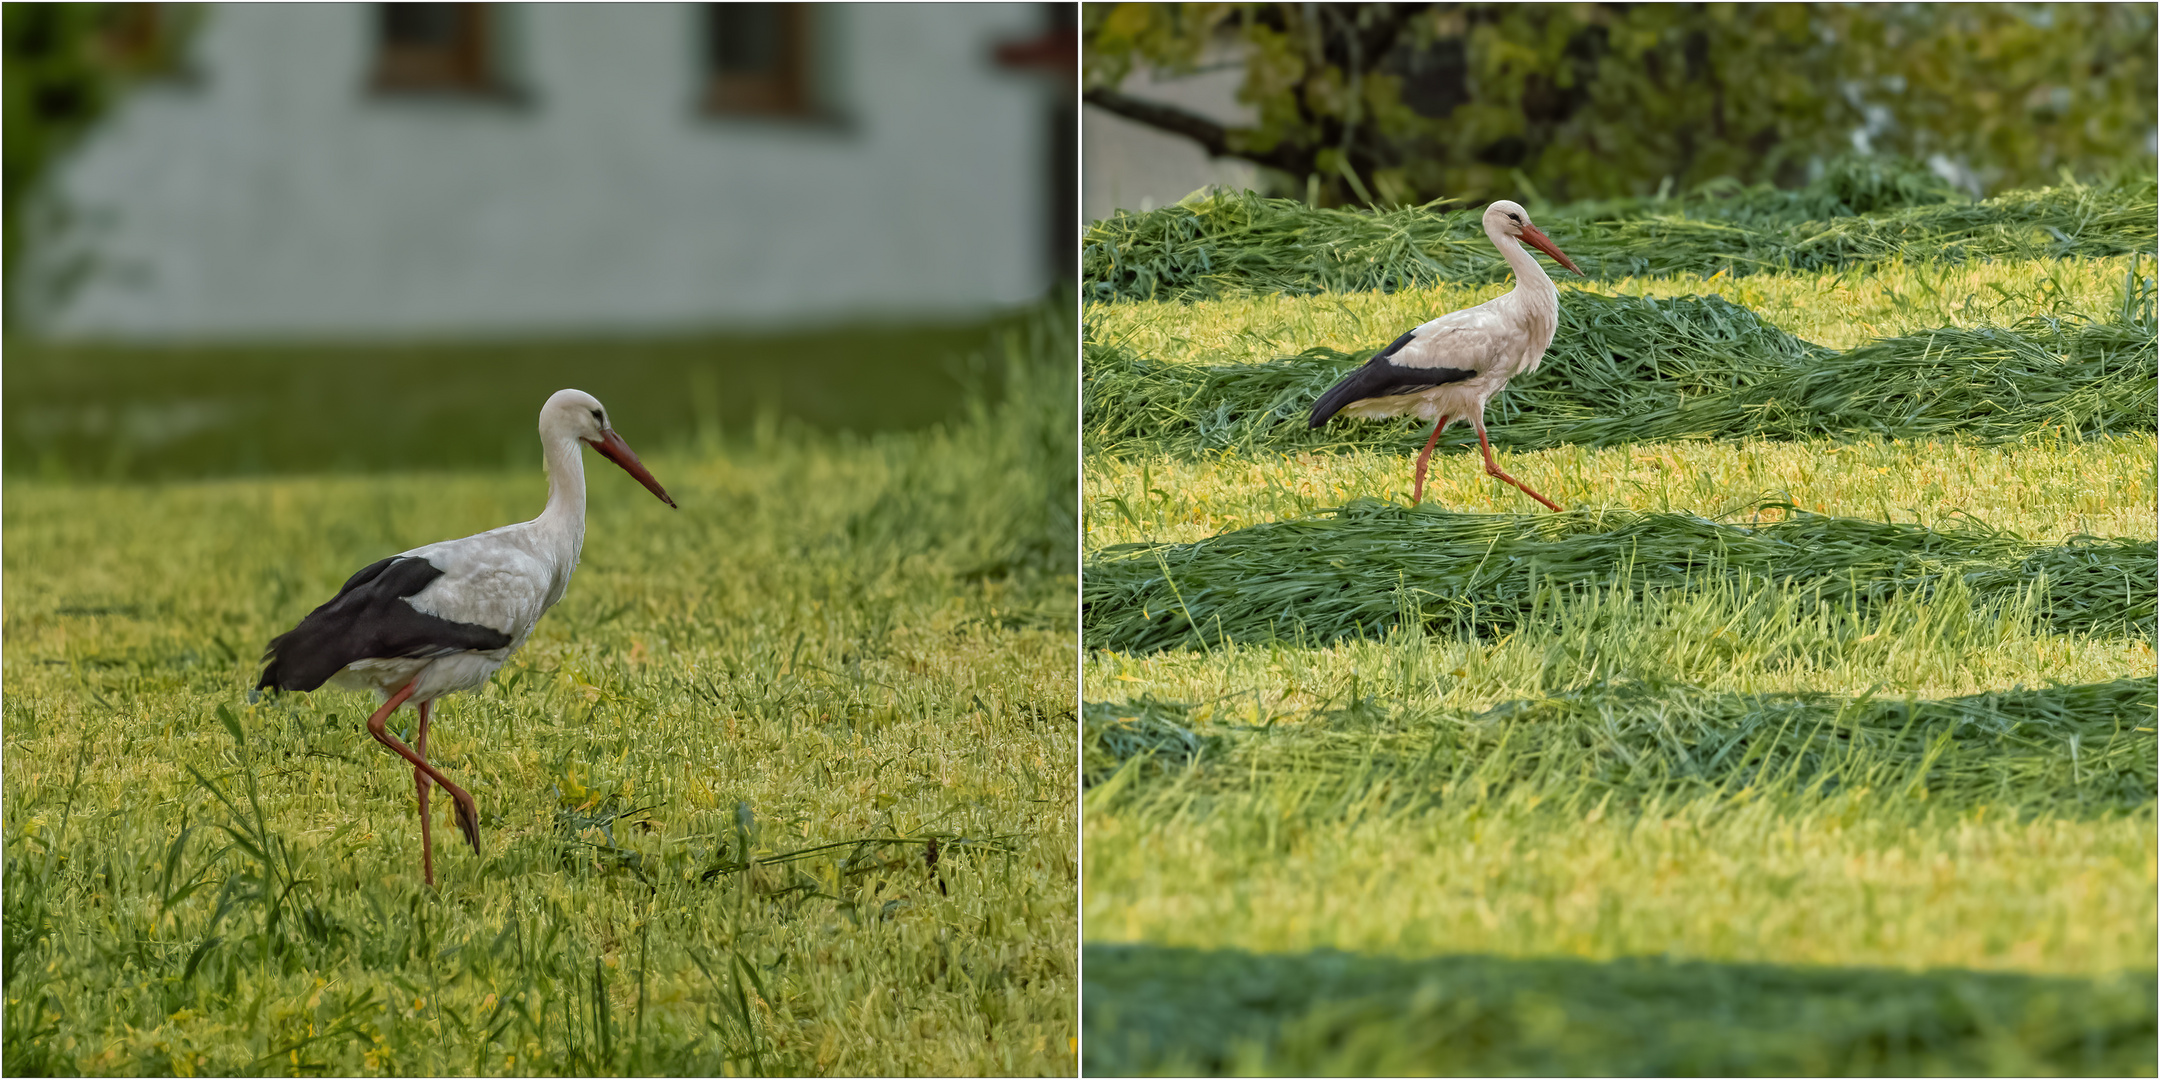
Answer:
xmin=1082 ymin=501 xmax=2157 ymax=654
xmin=1084 ymin=294 xmax=2158 ymax=458
xmin=1085 ymin=677 xmax=2157 ymax=817
xmin=1083 ymin=175 xmax=2158 ymax=302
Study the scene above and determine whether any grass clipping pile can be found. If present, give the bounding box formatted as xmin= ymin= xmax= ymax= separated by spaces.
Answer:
xmin=1083 ymin=170 xmax=2158 ymax=302
xmin=1084 ymin=501 xmax=2156 ymax=654
xmin=1082 ymin=943 xmax=2156 ymax=1077
xmin=1087 ymin=678 xmax=2156 ymax=817
xmin=1086 ymin=288 xmax=2158 ymax=457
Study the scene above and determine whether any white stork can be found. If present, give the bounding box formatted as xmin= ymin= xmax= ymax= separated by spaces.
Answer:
xmin=255 ymin=389 xmax=676 ymax=886
xmin=1308 ymin=199 xmax=1583 ymax=511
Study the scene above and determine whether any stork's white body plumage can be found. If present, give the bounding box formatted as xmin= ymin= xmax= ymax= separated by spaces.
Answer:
xmin=1309 ymin=199 xmax=1581 ymax=510
xmin=1334 ymin=264 xmax=1559 ymax=424
xmin=327 ymin=428 xmax=593 ymax=704
xmin=258 ymin=388 xmax=675 ymax=885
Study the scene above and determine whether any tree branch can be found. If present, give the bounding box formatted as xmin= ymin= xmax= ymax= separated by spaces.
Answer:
xmin=1083 ymin=87 xmax=1320 ymax=178
xmin=1082 ymin=87 xmax=1235 ymax=156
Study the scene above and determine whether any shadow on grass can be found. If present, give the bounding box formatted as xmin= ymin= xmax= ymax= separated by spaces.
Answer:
xmin=1082 ymin=942 xmax=2157 ymax=1076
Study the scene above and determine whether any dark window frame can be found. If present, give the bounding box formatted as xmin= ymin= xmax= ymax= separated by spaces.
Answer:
xmin=700 ymin=3 xmax=820 ymax=120
xmin=369 ymin=3 xmax=503 ymax=97
xmin=95 ymin=4 xmax=203 ymax=83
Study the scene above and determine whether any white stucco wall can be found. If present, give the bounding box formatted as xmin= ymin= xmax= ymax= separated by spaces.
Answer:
xmin=34 ymin=3 xmax=1051 ymax=339
xmin=1083 ymin=60 xmax=1258 ymax=224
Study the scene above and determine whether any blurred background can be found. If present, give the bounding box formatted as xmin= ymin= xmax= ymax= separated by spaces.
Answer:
xmin=1082 ymin=2 xmax=2156 ymax=218
xmin=5 ymin=2 xmax=1077 ymax=478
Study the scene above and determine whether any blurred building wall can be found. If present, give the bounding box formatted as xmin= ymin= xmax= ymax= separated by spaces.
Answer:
xmin=29 ymin=3 xmax=1053 ymax=339
xmin=1082 ymin=59 xmax=1256 ymax=224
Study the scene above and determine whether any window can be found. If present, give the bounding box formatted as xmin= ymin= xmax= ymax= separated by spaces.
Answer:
xmin=702 ymin=4 xmax=813 ymax=117
xmin=93 ymin=4 xmax=200 ymax=80
xmin=99 ymin=4 xmax=172 ymax=71
xmin=371 ymin=3 xmax=495 ymax=95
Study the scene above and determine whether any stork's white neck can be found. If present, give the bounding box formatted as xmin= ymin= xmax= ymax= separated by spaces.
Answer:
xmin=1489 ymin=228 xmax=1558 ymax=303
xmin=535 ymin=430 xmax=588 ymax=560
xmin=1487 ymin=220 xmax=1561 ymax=358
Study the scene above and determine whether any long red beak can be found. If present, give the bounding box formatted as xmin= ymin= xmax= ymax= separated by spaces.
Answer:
xmin=585 ymin=429 xmax=677 ymax=509
xmin=1519 ymin=224 xmax=1584 ymax=276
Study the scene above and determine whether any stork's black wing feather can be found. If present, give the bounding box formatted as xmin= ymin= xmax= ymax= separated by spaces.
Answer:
xmin=255 ymin=556 xmax=513 ymax=693
xmin=1308 ymin=330 xmax=1477 ymax=427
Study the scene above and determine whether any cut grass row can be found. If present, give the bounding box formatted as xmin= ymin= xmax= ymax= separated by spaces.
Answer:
xmin=1082 ymin=562 xmax=2154 ymax=722
xmin=1086 ymin=677 xmax=2157 ymax=816
xmin=1083 ymin=944 xmax=2155 ymax=1076
xmin=1084 ymin=174 xmax=2156 ymax=302
xmin=1087 ymin=287 xmax=2156 ymax=460
xmin=1084 ymin=500 xmax=2155 ymax=654
xmin=2 ymin=305 xmax=1078 ymax=1076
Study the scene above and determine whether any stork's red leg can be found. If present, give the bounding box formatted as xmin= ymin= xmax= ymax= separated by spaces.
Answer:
xmin=1411 ymin=416 xmax=1450 ymax=505
xmin=414 ymin=699 xmax=435 ymax=887
xmin=366 ymin=679 xmax=482 ymax=858
xmin=1473 ymin=421 xmax=1563 ymax=512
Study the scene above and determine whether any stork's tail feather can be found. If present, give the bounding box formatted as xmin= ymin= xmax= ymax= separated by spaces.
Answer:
xmin=1309 ymin=376 xmax=1369 ymax=429
xmin=255 ymin=630 xmax=328 ymax=694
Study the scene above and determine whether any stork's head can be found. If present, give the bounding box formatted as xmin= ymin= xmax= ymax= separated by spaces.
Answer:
xmin=1483 ymin=200 xmax=1584 ymax=276
xmin=541 ymin=389 xmax=677 ymax=509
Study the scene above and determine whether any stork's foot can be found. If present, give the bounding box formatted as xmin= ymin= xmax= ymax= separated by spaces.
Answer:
xmin=450 ymin=791 xmax=482 ymax=854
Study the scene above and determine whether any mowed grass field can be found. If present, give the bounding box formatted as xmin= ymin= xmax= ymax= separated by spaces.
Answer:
xmin=3 ymin=305 xmax=1077 ymax=1075
xmin=1080 ymin=203 xmax=2157 ymax=1075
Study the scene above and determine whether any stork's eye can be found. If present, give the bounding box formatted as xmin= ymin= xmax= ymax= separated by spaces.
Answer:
xmin=590 ymin=408 xmax=604 ymax=423
xmin=1509 ymin=213 xmax=1522 ymax=223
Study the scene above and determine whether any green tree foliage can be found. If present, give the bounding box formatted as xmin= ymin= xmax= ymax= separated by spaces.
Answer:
xmin=3 ymin=3 xmax=194 ymax=318
xmin=1084 ymin=3 xmax=2158 ymax=207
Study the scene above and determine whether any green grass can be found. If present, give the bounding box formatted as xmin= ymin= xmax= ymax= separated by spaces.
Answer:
xmin=3 ymin=311 xmax=1035 ymax=483
xmin=1084 ymin=501 xmax=2156 ymax=654
xmin=1085 ymin=253 xmax=2150 ymax=356
xmin=1081 ymin=239 xmax=2159 ymax=1073
xmin=1084 ymin=946 xmax=2156 ymax=1076
xmin=1085 ymin=432 xmax=2157 ymax=547
xmin=1086 ymin=678 xmax=2156 ymax=815
xmin=1083 ymin=174 xmax=2157 ymax=302
xmin=2 ymin=304 xmax=1078 ymax=1076
xmin=1086 ymin=290 xmax=2157 ymax=459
